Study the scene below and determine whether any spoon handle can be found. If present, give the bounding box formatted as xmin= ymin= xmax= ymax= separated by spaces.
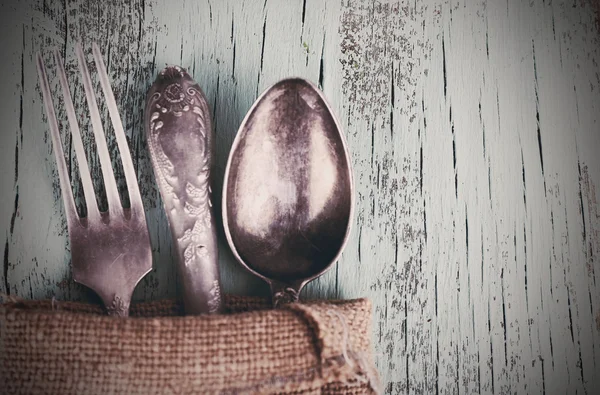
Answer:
xmin=145 ymin=66 xmax=222 ymax=314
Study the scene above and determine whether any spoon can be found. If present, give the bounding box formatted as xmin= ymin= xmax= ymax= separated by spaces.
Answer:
xmin=222 ymin=78 xmax=354 ymax=306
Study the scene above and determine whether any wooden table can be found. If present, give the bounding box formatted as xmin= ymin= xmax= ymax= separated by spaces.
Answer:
xmin=1 ymin=0 xmax=599 ymax=392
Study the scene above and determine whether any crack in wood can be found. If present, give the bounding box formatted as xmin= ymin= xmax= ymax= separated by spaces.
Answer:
xmin=2 ymin=0 xmax=600 ymax=393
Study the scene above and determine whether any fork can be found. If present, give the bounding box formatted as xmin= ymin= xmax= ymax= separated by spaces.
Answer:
xmin=36 ymin=42 xmax=152 ymax=317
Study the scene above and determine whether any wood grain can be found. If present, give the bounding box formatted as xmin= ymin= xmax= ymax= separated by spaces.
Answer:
xmin=1 ymin=0 xmax=599 ymax=393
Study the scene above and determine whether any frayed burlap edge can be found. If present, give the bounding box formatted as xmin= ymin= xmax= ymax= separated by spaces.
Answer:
xmin=0 ymin=294 xmax=381 ymax=394
xmin=218 ymin=301 xmax=383 ymax=395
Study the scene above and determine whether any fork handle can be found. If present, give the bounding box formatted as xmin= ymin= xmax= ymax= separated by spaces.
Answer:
xmin=145 ymin=66 xmax=223 ymax=314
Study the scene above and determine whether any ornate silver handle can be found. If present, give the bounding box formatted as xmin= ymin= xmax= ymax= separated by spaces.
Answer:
xmin=145 ymin=66 xmax=222 ymax=314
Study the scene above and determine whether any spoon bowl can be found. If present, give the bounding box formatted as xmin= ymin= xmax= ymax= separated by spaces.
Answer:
xmin=222 ymin=78 xmax=354 ymax=306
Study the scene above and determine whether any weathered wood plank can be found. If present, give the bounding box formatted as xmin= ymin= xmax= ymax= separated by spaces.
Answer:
xmin=1 ymin=0 xmax=599 ymax=393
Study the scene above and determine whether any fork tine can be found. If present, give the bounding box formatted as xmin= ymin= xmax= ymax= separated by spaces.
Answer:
xmin=36 ymin=53 xmax=79 ymax=224
xmin=54 ymin=49 xmax=101 ymax=221
xmin=92 ymin=43 xmax=144 ymax=214
xmin=75 ymin=42 xmax=123 ymax=216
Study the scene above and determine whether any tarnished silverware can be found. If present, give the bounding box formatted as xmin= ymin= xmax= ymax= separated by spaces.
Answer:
xmin=37 ymin=43 xmax=152 ymax=316
xmin=222 ymin=78 xmax=354 ymax=307
xmin=144 ymin=66 xmax=222 ymax=314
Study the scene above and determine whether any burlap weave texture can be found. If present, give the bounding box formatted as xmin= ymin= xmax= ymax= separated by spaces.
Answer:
xmin=0 ymin=295 xmax=379 ymax=394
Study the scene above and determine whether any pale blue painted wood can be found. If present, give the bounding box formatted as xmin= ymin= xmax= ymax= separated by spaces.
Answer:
xmin=1 ymin=0 xmax=599 ymax=392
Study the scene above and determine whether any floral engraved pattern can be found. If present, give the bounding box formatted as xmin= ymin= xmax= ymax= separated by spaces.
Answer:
xmin=106 ymin=295 xmax=128 ymax=317
xmin=159 ymin=65 xmax=185 ymax=77
xmin=164 ymin=83 xmax=185 ymax=103
xmin=147 ymin=74 xmax=215 ymax=281
xmin=183 ymin=243 xmax=209 ymax=264
xmin=159 ymin=83 xmax=197 ymax=117
xmin=147 ymin=115 xmax=176 ymax=199
xmin=207 ymin=280 xmax=222 ymax=313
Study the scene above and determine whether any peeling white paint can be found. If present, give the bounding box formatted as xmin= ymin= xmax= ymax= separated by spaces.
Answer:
xmin=0 ymin=0 xmax=599 ymax=393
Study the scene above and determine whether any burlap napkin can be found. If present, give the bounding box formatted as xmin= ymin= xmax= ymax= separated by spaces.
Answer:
xmin=0 ymin=294 xmax=380 ymax=394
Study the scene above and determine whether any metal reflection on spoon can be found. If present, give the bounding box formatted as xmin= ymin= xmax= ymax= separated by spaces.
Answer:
xmin=222 ymin=78 xmax=354 ymax=306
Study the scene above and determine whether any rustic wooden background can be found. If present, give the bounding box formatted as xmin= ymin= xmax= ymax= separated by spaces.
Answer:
xmin=1 ymin=0 xmax=599 ymax=393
